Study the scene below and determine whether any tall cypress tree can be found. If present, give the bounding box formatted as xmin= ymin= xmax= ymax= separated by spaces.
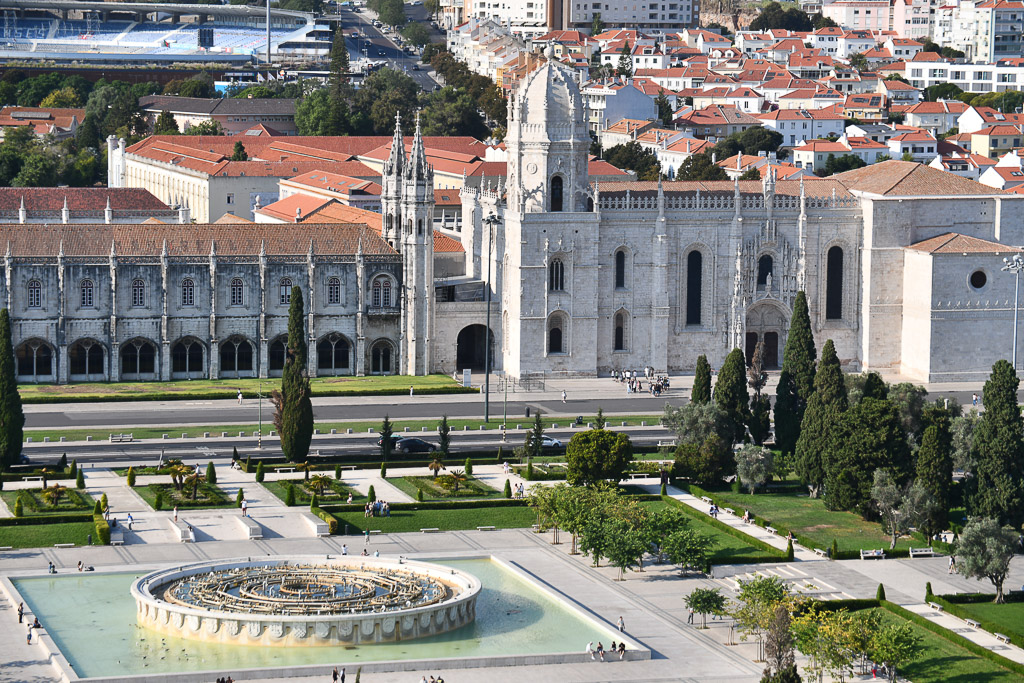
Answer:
xmin=774 ymin=291 xmax=816 ymax=454
xmin=916 ymin=423 xmax=952 ymax=542
xmin=795 ymin=339 xmax=846 ymax=497
xmin=715 ymin=348 xmax=750 ymax=445
xmin=272 ymin=287 xmax=314 ymax=463
xmin=862 ymin=372 xmax=888 ymax=401
xmin=0 ymin=309 xmax=23 ymax=471
xmin=692 ymin=354 xmax=712 ymax=405
xmin=968 ymin=360 xmax=1024 ymax=528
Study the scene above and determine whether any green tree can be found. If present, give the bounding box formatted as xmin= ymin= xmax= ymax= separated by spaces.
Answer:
xmin=353 ymin=68 xmax=418 ymax=134
xmin=525 ymin=411 xmax=545 ymax=460
xmin=824 ymin=397 xmax=912 ymax=515
xmin=692 ymin=354 xmax=712 ymax=404
xmin=732 ymin=575 xmax=791 ymax=662
xmin=888 ymin=382 xmax=929 ymax=443
xmin=655 ymin=89 xmax=673 ymax=124
xmin=76 ymin=468 xmax=85 ymax=489
xmin=715 ymin=348 xmax=750 ymax=445
xmin=872 ymin=468 xmax=910 ymax=549
xmin=603 ymin=141 xmax=662 ymax=181
xmin=205 ymin=461 xmax=217 ymax=485
xmin=272 ymin=287 xmax=314 ymax=463
xmin=662 ymin=401 xmax=732 ymax=448
xmin=617 ymin=41 xmax=633 ymax=77
xmin=795 ymin=339 xmax=846 ymax=496
xmin=126 ymin=467 xmax=136 ymax=487
xmin=12 ymin=153 xmax=57 ymax=187
xmin=0 ymin=310 xmax=23 ymax=471
xmin=749 ymin=1 xmax=813 ymax=31
xmin=671 ymin=435 xmax=731 ymax=486
xmin=184 ymin=120 xmax=223 ymax=136
xmin=401 ymin=22 xmax=431 ymax=46
xmin=591 ymin=12 xmax=604 ymax=34
xmin=565 ymin=428 xmax=633 ymax=486
xmin=819 ymin=153 xmax=867 ymax=176
xmin=376 ymin=0 xmax=406 ymax=27
xmin=438 ymin=415 xmax=451 ymax=457
xmin=675 ymin=153 xmax=728 ymax=180
xmin=848 ymin=52 xmax=868 ymax=71
xmin=330 ymin=30 xmax=350 ymax=85
xmin=603 ymin=516 xmax=650 ymax=580
xmin=255 ymin=461 xmax=265 ymax=482
xmin=924 ymin=82 xmax=963 ymax=102
xmin=968 ymin=360 xmax=1024 ymax=528
xmin=39 ymin=87 xmax=81 ymax=108
xmin=735 ymin=445 xmax=774 ymax=494
xmin=665 ymin=527 xmax=715 ymax=575
xmin=955 ymin=516 xmax=1018 ymax=603
xmin=295 ymin=89 xmax=350 ymax=136
xmin=748 ymin=395 xmax=772 ymax=445
xmin=153 ymin=109 xmax=179 ymax=135
xmin=813 ymin=14 xmax=838 ymax=28
xmin=738 ymin=167 xmax=761 ymax=181
xmin=951 ymin=409 xmax=979 ymax=472
xmin=764 ymin=604 xmax=795 ymax=677
xmin=685 ymin=587 xmax=726 ymax=628
xmin=419 ymin=86 xmax=489 ymax=139
xmin=380 ymin=415 xmax=394 ymax=462
xmin=870 ymin=622 xmax=923 ymax=683
xmin=775 ymin=291 xmax=816 ymax=455
xmin=230 ymin=141 xmax=248 ymax=161
xmin=915 ymin=424 xmax=952 ymax=543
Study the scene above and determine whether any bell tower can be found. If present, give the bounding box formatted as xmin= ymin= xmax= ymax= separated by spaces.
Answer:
xmin=381 ymin=113 xmax=404 ymax=250
xmin=400 ymin=113 xmax=435 ymax=375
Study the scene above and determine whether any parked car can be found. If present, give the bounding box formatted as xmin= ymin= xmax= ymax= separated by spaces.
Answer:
xmin=376 ymin=435 xmax=402 ymax=450
xmin=411 ymin=64 xmax=420 ymax=70
xmin=541 ymin=436 xmax=562 ymax=448
xmin=395 ymin=437 xmax=437 ymax=454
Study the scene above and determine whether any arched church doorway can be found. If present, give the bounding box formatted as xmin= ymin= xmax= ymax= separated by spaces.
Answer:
xmin=455 ymin=324 xmax=494 ymax=371
xmin=746 ymin=302 xmax=787 ymax=368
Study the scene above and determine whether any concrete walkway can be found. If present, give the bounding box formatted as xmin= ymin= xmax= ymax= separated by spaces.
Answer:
xmin=903 ymin=602 xmax=1024 ymax=664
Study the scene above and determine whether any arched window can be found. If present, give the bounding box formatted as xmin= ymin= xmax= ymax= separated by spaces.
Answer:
xmin=550 ymin=175 xmax=564 ymax=212
xmin=417 ymin=219 xmax=423 ymax=235
xmin=121 ymin=338 xmax=156 ymax=379
xmin=317 ymin=334 xmax=351 ymax=375
xmin=370 ymin=340 xmax=393 ymax=374
xmin=549 ymin=258 xmax=564 ymax=292
xmin=181 ymin=278 xmax=195 ymax=307
xmin=15 ymin=339 xmax=52 ymax=379
xmin=382 ymin=279 xmax=392 ymax=307
xmin=826 ymin=246 xmax=844 ymax=320
xmin=371 ymin=276 xmax=393 ymax=307
xmin=757 ymin=255 xmax=773 ymax=287
xmin=548 ymin=314 xmax=565 ymax=354
xmin=268 ymin=337 xmax=287 ymax=374
xmin=327 ymin=277 xmax=341 ymax=305
xmin=615 ymin=250 xmax=627 ymax=289
xmin=80 ymin=279 xmax=94 ymax=308
xmin=131 ymin=279 xmax=146 ymax=307
xmin=614 ymin=311 xmax=627 ymax=351
xmin=219 ymin=336 xmax=254 ymax=377
xmin=27 ymin=279 xmax=41 ymax=309
xmin=69 ymin=340 xmax=104 ymax=378
xmin=171 ymin=338 xmax=205 ymax=377
xmin=686 ymin=250 xmax=703 ymax=325
xmin=230 ymin=278 xmax=244 ymax=307
xmin=279 ymin=278 xmax=292 ymax=305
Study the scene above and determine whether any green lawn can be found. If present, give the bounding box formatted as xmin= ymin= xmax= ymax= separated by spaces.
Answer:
xmin=870 ymin=608 xmax=1023 ymax=683
xmin=387 ymin=475 xmax=501 ymax=501
xmin=644 ymin=500 xmax=781 ymax=564
xmin=263 ymin=478 xmax=364 ymax=506
xmin=17 ymin=373 xmax=473 ymax=404
xmin=134 ymin=483 xmax=235 ymax=510
xmin=24 ymin=414 xmax=664 ymax=444
xmin=706 ymin=491 xmax=914 ymax=553
xmin=1 ymin=489 xmax=95 ymax=517
xmin=944 ymin=602 xmax=1024 ymax=645
xmin=331 ymin=505 xmax=537 ymax=533
xmin=0 ymin=522 xmax=98 ymax=549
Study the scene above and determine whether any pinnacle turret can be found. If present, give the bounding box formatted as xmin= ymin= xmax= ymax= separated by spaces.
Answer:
xmin=405 ymin=111 xmax=431 ymax=182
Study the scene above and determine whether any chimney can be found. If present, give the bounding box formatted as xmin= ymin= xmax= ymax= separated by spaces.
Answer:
xmin=296 ymin=207 xmax=302 ymax=221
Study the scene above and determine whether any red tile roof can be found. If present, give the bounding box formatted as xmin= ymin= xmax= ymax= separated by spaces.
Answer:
xmin=907 ymin=232 xmax=1021 ymax=254
xmin=0 ymin=188 xmax=169 ymax=212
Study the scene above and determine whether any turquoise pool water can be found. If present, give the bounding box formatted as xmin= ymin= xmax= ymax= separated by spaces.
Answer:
xmin=14 ymin=559 xmax=616 ymax=678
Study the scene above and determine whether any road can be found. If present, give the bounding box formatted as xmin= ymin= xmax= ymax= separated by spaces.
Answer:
xmin=334 ymin=4 xmax=441 ymax=90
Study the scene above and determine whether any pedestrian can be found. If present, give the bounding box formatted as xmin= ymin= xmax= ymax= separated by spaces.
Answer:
xmin=127 ymin=513 xmax=134 ymax=531
xmin=342 ymin=544 xmax=348 ymax=555
xmin=360 ymin=548 xmax=368 ymax=556
xmin=173 ymin=506 xmax=178 ymax=522
xmin=374 ymin=549 xmax=379 ymax=557
xmin=48 ymin=561 xmax=55 ymax=574
xmin=77 ymin=561 xmax=84 ymax=572
xmin=364 ymin=528 xmax=370 ymax=545
xmin=949 ymin=555 xmax=956 ymax=574
xmin=332 ymin=667 xmax=339 ymax=682
xmin=26 ymin=626 xmax=31 ymax=645
xmin=687 ymin=607 xmax=694 ymax=624
xmin=618 ymin=642 xmax=626 ymax=660
xmin=586 ymin=640 xmax=594 ymax=660
xmin=561 ymin=390 xmax=567 ymax=403
xmin=241 ymin=499 xmax=248 ymax=517
xmin=409 ymin=385 xmax=414 ymax=397
xmin=972 ymin=392 xmax=978 ymax=406
xmin=237 ymin=389 xmax=243 ymax=405
xmin=617 ymin=616 xmax=624 ymax=632
xmin=339 ymin=667 xmax=345 ymax=683
xmin=18 ymin=602 xmax=24 ymax=623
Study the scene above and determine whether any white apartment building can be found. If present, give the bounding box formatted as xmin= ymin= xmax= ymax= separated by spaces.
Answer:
xmin=821 ymin=2 xmax=892 ymax=32
xmin=448 ymin=18 xmax=528 ymax=80
xmin=757 ymin=108 xmax=847 ymax=146
xmin=454 ymin=0 xmax=696 ymax=35
xmin=904 ymin=58 xmax=1024 ymax=93
xmin=938 ymin=0 xmax=1024 ymax=62
xmin=583 ymin=79 xmax=658 ymax=134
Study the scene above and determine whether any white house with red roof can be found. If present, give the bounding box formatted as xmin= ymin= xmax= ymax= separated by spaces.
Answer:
xmin=903 ymin=100 xmax=968 ymax=133
xmin=887 ymin=130 xmax=938 ymax=161
xmin=757 ymin=109 xmax=847 ymax=146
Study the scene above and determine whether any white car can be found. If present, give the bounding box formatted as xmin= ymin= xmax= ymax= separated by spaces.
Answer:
xmin=541 ymin=436 xmax=562 ymax=448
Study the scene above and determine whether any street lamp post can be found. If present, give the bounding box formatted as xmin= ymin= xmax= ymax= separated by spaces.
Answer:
xmin=482 ymin=212 xmax=500 ymax=423
xmin=257 ymin=380 xmax=263 ymax=450
xmin=1003 ymin=254 xmax=1024 ymax=371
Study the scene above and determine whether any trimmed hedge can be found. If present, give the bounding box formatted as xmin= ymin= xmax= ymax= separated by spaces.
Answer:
xmin=322 ymin=498 xmax=532 ymax=514
xmin=93 ymin=514 xmax=111 ymax=545
xmin=310 ymin=506 xmax=340 ymax=534
xmin=660 ymin=495 xmax=789 ymax=561
xmin=930 ymin=593 xmax=1024 ymax=650
xmin=21 ymin=384 xmax=478 ymax=404
xmin=0 ymin=512 xmax=93 ymax=526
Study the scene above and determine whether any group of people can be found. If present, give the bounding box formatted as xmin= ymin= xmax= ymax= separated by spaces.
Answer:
xmin=707 ymin=504 xmax=720 ymax=520
xmin=215 ymin=677 xmax=235 ymax=683
xmin=416 ymin=675 xmax=445 ymax=683
xmin=586 ymin=640 xmax=627 ymax=661
xmin=364 ymin=500 xmax=391 ymax=518
xmin=510 ymin=482 xmax=526 ymax=499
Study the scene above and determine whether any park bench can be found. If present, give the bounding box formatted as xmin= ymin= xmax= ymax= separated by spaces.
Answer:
xmin=170 ymin=519 xmax=195 ymax=543
xmin=338 ymin=465 xmax=358 ymax=471
xmin=0 ymin=546 xmax=12 ymax=551
xmin=860 ymin=549 xmax=885 ymax=560
xmin=237 ymin=516 xmax=263 ymax=540
xmin=302 ymin=512 xmax=329 ymax=537
xmin=420 ymin=527 xmax=441 ymax=533
xmin=629 ymin=472 xmax=651 ymax=479
xmin=109 ymin=433 xmax=133 ymax=443
xmin=531 ymin=524 xmax=541 ymax=530
xmin=964 ymin=619 xmax=981 ymax=628
xmin=368 ymin=529 xmax=383 ymax=535
xmin=700 ymin=496 xmax=713 ymax=505
xmin=909 ymin=547 xmax=936 ymax=558
xmin=54 ymin=543 xmax=74 ymax=548
xmin=813 ymin=548 xmax=828 ymax=558
xmin=476 ymin=525 xmax=496 ymax=531
xmin=995 ymin=633 xmax=1012 ymax=644
xmin=721 ymin=507 xmax=735 ymax=515
xmin=657 ymin=440 xmax=677 ymax=447
xmin=928 ymin=602 xmax=944 ymax=612
xmin=24 ymin=476 xmax=44 ymax=483
xmin=765 ymin=526 xmax=778 ymax=535
xmin=277 ymin=467 xmax=296 ymax=474
xmin=109 ymin=529 xmax=124 ymax=546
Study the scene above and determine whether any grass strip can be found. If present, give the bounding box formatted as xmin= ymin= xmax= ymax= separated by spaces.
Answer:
xmin=0 ymin=522 xmax=99 ymax=549
xmin=0 ymin=489 xmax=95 ymax=517
xmin=930 ymin=594 xmax=1024 ymax=650
xmin=387 ymin=475 xmax=502 ymax=501
xmin=134 ymin=483 xmax=236 ymax=510
xmin=660 ymin=495 xmax=789 ymax=562
xmin=262 ymin=479 xmax=364 ymax=506
xmin=329 ymin=504 xmax=538 ymax=534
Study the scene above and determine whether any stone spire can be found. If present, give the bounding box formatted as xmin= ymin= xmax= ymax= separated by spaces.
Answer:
xmin=405 ymin=110 xmax=430 ymax=181
xmin=18 ymin=196 xmax=25 ymax=224
xmin=384 ymin=112 xmax=405 ymax=176
xmin=61 ymin=196 xmax=70 ymax=224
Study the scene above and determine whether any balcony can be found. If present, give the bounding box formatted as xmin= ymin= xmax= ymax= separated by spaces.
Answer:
xmin=367 ymin=306 xmax=400 ymax=316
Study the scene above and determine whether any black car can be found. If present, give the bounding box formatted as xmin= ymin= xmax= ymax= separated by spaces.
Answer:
xmin=376 ymin=435 xmax=402 ymax=450
xmin=395 ymin=437 xmax=436 ymax=454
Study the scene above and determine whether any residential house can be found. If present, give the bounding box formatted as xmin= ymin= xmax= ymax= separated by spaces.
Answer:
xmin=138 ymin=96 xmax=298 ymax=136
xmin=756 ymin=108 xmax=847 ymax=146
xmin=903 ymin=100 xmax=969 ymax=133
xmin=0 ymin=106 xmax=85 ymax=140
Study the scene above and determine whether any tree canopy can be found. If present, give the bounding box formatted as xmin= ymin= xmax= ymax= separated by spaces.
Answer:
xmin=565 ymin=428 xmax=633 ymax=486
xmin=968 ymin=360 xmax=1024 ymax=528
xmin=675 ymin=153 xmax=728 ymax=181
xmin=775 ymin=291 xmax=816 ymax=455
xmin=749 ymin=1 xmax=813 ymax=31
xmin=603 ymin=141 xmax=662 ymax=181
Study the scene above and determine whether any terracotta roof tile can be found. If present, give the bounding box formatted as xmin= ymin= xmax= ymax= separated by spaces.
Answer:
xmin=0 ymin=188 xmax=168 ymax=212
xmin=833 ymin=160 xmax=1004 ymax=196
xmin=907 ymin=232 xmax=1021 ymax=254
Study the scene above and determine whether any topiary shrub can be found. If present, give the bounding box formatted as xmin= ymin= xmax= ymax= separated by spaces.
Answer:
xmin=526 ymin=461 xmax=534 ymax=480
xmin=876 ymin=583 xmax=886 ymax=601
xmin=233 ymin=446 xmax=239 ymax=461
xmin=206 ymin=461 xmax=217 ymax=485
xmin=246 ymin=454 xmax=252 ymax=472
xmin=831 ymin=539 xmax=839 ymax=560
xmin=100 ymin=493 xmax=108 ymax=511
xmin=786 ymin=538 xmax=794 ymax=561
xmin=126 ymin=467 xmax=136 ymax=487
xmin=380 ymin=461 xmax=387 ymax=478
xmin=368 ymin=485 xmax=376 ymax=503
xmin=255 ymin=461 xmax=265 ymax=483
xmin=94 ymin=514 xmax=111 ymax=545
xmin=154 ymin=491 xmax=164 ymax=510
xmin=496 ymin=446 xmax=503 ymax=463
xmin=236 ymin=488 xmax=245 ymax=508
xmin=68 ymin=460 xmax=77 ymax=478
xmin=335 ymin=464 xmax=342 ymax=479
xmin=465 ymin=458 xmax=473 ymax=476
xmin=13 ymin=496 xmax=23 ymax=517
xmin=58 ymin=453 xmax=67 ymax=470
xmin=417 ymin=487 xmax=424 ymax=502
xmin=660 ymin=482 xmax=667 ymax=496
xmin=93 ymin=499 xmax=102 ymax=514
xmin=310 ymin=493 xmax=319 ymax=509
xmin=76 ymin=469 xmax=85 ymax=490
xmin=504 ymin=479 xmax=512 ymax=498
xmin=925 ymin=582 xmax=933 ymax=600
xmin=285 ymin=484 xmax=296 ymax=506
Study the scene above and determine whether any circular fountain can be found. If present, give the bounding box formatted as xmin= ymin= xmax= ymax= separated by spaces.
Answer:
xmin=132 ymin=556 xmax=480 ymax=646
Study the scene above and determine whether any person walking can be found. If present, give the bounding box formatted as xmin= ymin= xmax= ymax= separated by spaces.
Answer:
xmin=127 ymin=513 xmax=134 ymax=531
xmin=27 ymin=625 xmax=32 ymax=645
xmin=409 ymin=385 xmax=414 ymax=397
xmin=561 ymin=390 xmax=567 ymax=403
xmin=364 ymin=528 xmax=370 ymax=545
xmin=173 ymin=506 xmax=178 ymax=523
xmin=237 ymin=389 xmax=243 ymax=405
xmin=241 ymin=499 xmax=248 ymax=517
xmin=949 ymin=555 xmax=956 ymax=574
xmin=339 ymin=668 xmax=345 ymax=683
xmin=332 ymin=667 xmax=339 ymax=682
xmin=617 ymin=616 xmax=625 ymax=632
xmin=687 ymin=607 xmax=694 ymax=624
xmin=972 ymin=393 xmax=978 ymax=406
xmin=18 ymin=602 xmax=24 ymax=623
